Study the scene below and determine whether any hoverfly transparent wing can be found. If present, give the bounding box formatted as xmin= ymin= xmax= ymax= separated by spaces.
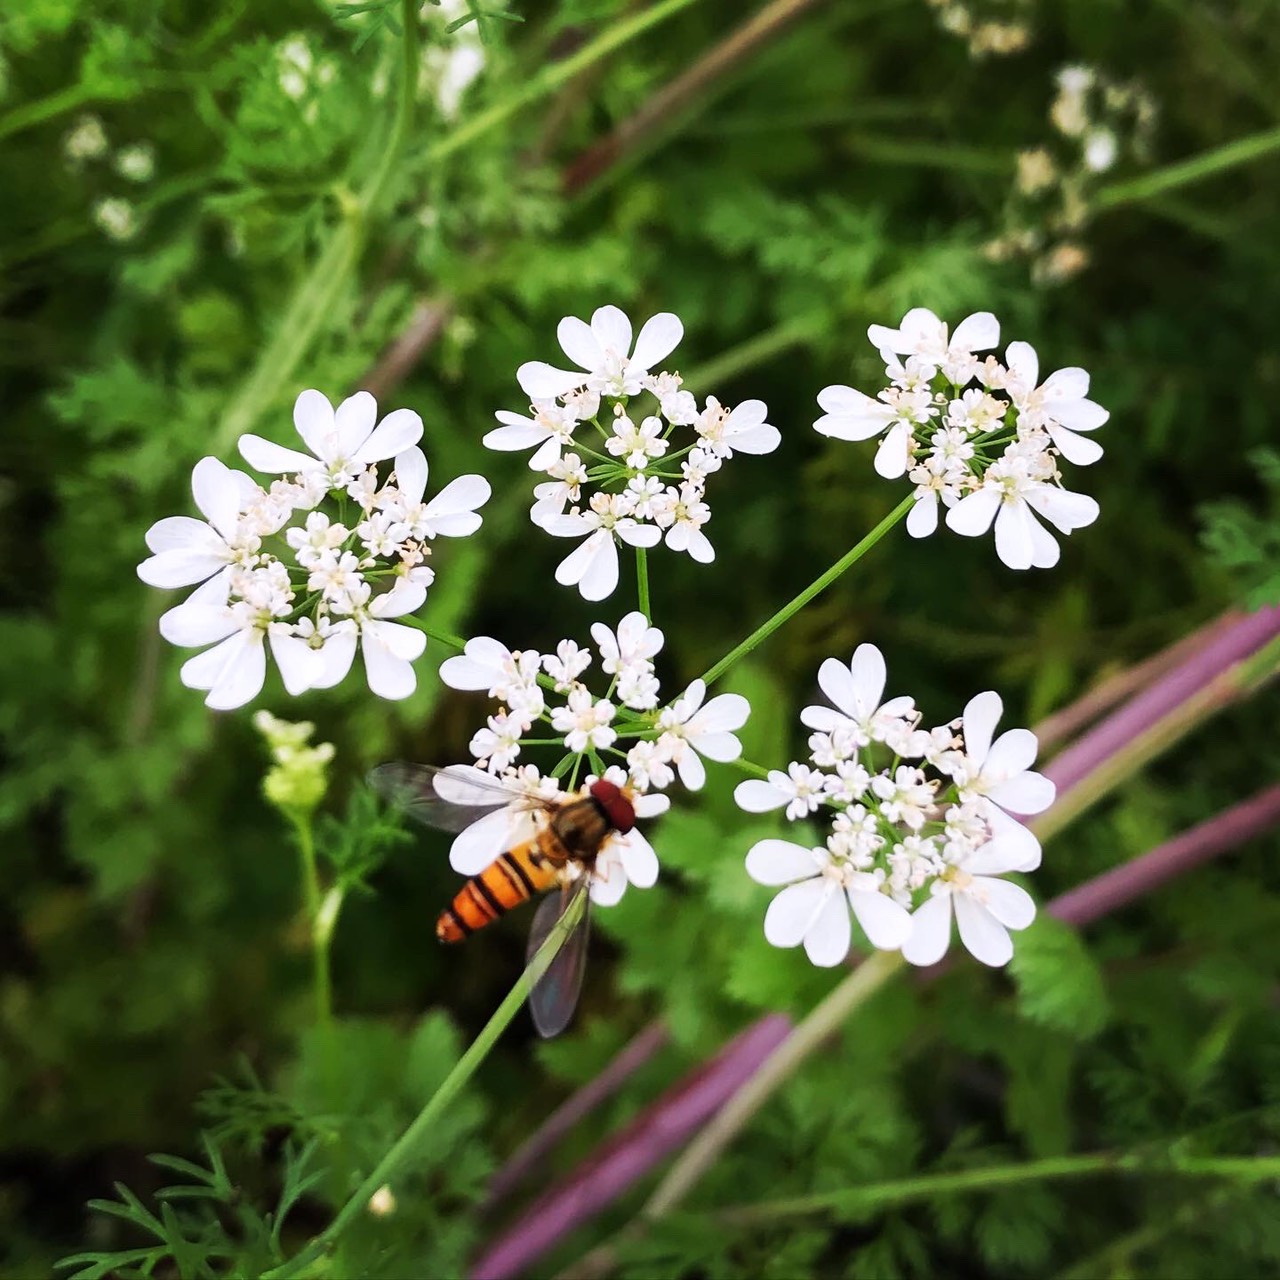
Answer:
xmin=368 ymin=762 xmax=547 ymax=835
xmin=526 ymin=878 xmax=592 ymax=1038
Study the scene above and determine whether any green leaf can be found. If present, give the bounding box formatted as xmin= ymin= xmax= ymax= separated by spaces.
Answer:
xmin=1009 ymin=915 xmax=1110 ymax=1040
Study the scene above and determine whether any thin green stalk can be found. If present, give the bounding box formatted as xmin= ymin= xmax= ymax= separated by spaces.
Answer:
xmin=402 ymin=617 xmax=468 ymax=649
xmin=717 ymin=1153 xmax=1280 ymax=1227
xmin=695 ymin=495 xmax=914 ymax=689
xmin=636 ymin=547 xmax=651 ymax=620
xmin=264 ymin=889 xmax=588 ymax=1279
xmin=1094 ymin=125 xmax=1280 ymax=210
xmin=290 ymin=813 xmax=332 ymax=1030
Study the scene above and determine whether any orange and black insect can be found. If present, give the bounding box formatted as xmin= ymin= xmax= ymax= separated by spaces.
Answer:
xmin=368 ymin=763 xmax=637 ymax=1036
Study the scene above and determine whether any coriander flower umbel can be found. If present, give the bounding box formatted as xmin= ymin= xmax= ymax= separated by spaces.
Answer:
xmin=740 ymin=643 xmax=1046 ymax=968
xmin=494 ymin=305 xmax=780 ymax=599
xmin=815 ymin=310 xmax=1105 ymax=569
xmin=138 ymin=389 xmax=489 ymax=709
xmin=440 ymin=615 xmax=751 ymax=797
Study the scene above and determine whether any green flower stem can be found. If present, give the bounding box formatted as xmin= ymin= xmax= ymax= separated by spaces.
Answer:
xmin=715 ymin=1153 xmax=1280 ymax=1228
xmin=636 ymin=547 xmax=651 ymax=620
xmin=403 ymin=618 xmax=468 ymax=650
xmin=1094 ymin=125 xmax=1280 ymax=210
xmin=695 ymin=495 xmax=914 ymax=689
xmin=289 ymin=812 xmax=332 ymax=1031
xmin=264 ymin=889 xmax=588 ymax=1279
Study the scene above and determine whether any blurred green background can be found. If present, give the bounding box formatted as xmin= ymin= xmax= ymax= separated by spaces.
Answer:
xmin=4 ymin=0 xmax=1280 ymax=1275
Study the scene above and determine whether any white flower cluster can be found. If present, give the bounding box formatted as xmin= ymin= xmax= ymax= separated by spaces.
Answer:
xmin=924 ymin=0 xmax=1032 ymax=59
xmin=438 ymin=615 xmax=749 ymax=905
xmin=815 ymin=308 xmax=1107 ymax=570
xmin=739 ymin=644 xmax=1051 ymax=968
xmin=986 ymin=65 xmax=1158 ymax=284
xmin=439 ymin=612 xmax=751 ymax=792
xmin=137 ymin=389 xmax=490 ymax=709
xmin=486 ymin=305 xmax=781 ymax=600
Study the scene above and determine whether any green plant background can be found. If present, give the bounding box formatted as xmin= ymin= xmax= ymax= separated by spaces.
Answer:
xmin=4 ymin=0 xmax=1280 ymax=1275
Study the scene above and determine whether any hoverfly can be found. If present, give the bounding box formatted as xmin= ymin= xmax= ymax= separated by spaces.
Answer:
xmin=368 ymin=762 xmax=642 ymax=1037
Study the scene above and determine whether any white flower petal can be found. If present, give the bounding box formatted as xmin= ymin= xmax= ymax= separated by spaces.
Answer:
xmin=901 ymin=893 xmax=953 ymax=967
xmin=369 ymin=580 xmax=427 ymax=618
xmin=616 ymin=521 xmax=662 ymax=548
xmin=848 ymin=644 xmax=888 ymax=719
xmin=690 ymin=692 xmax=750 ymax=734
xmin=484 ymin=420 xmax=548 ymax=451
xmin=983 ymin=727 xmax=1039 ymax=780
xmin=138 ymin=548 xmax=229 ymax=589
xmin=269 ymin=630 xmax=322 ymax=696
xmin=590 ymin=305 xmax=632 ymax=359
xmin=676 ymin=748 xmax=706 ymax=791
xmin=333 ymin=391 xmax=378 ymax=457
xmin=954 ymin=894 xmax=1013 ymax=966
xmin=1051 ymin=397 xmax=1108 ymax=431
xmin=980 ymin=804 xmax=1043 ymax=871
xmin=945 ymin=487 xmax=1001 ymax=537
xmin=559 ymin=529 xmax=619 ymax=601
xmin=1025 ymin=485 xmax=1100 ymax=533
xmin=394 ymin=447 xmax=428 ymax=505
xmin=689 ymin=731 xmax=741 ymax=763
xmin=804 ymin=889 xmax=852 ymax=967
xmin=423 ymin=474 xmax=491 ymax=537
xmin=352 ymin=407 xmax=423 ymax=466
xmin=589 ymin=853 xmax=628 ymax=906
xmin=746 ymin=840 xmax=820 ymax=885
xmin=616 ymin=828 xmax=659 ymax=888
xmin=962 ymin=690 xmax=1002 ymax=766
xmin=1004 ymin=340 xmax=1039 ymax=388
xmin=874 ymin=426 xmax=912 ymax=479
xmin=951 ymin=311 xmax=999 ymax=352
xmin=181 ymin=629 xmax=266 ymax=711
xmin=993 ymin=500 xmax=1038 ymax=571
xmin=1042 ymin=366 xmax=1089 ymax=401
xmin=849 ymin=888 xmax=913 ymax=951
xmin=238 ymin=434 xmax=320 ymax=476
xmin=310 ymin=623 xmax=357 ymax=689
xmin=364 ymin=616 xmax=426 ymax=659
xmin=906 ymin=491 xmax=939 ymax=538
xmin=191 ymin=457 xmax=243 ymax=540
xmin=517 ymin=361 xmax=586 ymax=400
xmin=764 ymin=878 xmax=828 ymax=948
xmin=973 ymin=877 xmax=1036 ymax=930
xmin=292 ymin=389 xmax=336 ymax=457
xmin=1049 ymin=426 xmax=1105 ymax=467
xmin=360 ymin=627 xmax=417 ymax=700
xmin=987 ymin=770 xmax=1055 ymax=815
xmin=159 ymin=592 xmax=237 ymax=648
xmin=736 ymin=781 xmax=794 ymax=815
xmin=449 ymin=808 xmax=519 ymax=874
xmin=629 ymin=312 xmax=683 ymax=370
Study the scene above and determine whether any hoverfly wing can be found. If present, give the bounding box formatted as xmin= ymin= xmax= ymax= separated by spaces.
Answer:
xmin=526 ymin=879 xmax=591 ymax=1039
xmin=368 ymin=762 xmax=543 ymax=835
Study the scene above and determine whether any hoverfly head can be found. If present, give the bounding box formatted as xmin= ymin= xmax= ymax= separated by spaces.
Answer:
xmin=589 ymin=778 xmax=636 ymax=834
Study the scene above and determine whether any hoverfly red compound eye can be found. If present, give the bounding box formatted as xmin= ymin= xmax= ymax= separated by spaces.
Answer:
xmin=589 ymin=779 xmax=636 ymax=834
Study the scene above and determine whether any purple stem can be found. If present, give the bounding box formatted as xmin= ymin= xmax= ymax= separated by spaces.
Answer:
xmin=1048 ymin=782 xmax=1280 ymax=927
xmin=468 ymin=1014 xmax=792 ymax=1280
xmin=484 ymin=1020 xmax=672 ymax=1208
xmin=1042 ymin=605 xmax=1280 ymax=794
